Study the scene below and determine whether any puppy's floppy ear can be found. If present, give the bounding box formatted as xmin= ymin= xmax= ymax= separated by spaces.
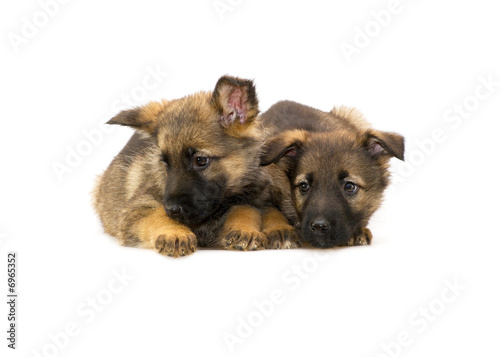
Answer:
xmin=211 ymin=75 xmax=259 ymax=128
xmin=260 ymin=130 xmax=307 ymax=167
xmin=362 ymin=130 xmax=405 ymax=161
xmin=107 ymin=100 xmax=167 ymax=135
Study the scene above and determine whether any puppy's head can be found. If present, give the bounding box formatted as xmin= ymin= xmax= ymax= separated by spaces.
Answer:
xmin=261 ymin=127 xmax=404 ymax=247
xmin=108 ymin=75 xmax=261 ymax=226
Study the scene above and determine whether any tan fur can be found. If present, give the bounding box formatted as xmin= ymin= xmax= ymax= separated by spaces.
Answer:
xmin=134 ymin=206 xmax=196 ymax=257
xmin=262 ymin=207 xmax=301 ymax=249
xmin=220 ymin=205 xmax=266 ymax=251
xmin=330 ymin=106 xmax=371 ymax=131
xmin=142 ymin=99 xmax=170 ymax=123
xmin=125 ymin=159 xmax=146 ymax=201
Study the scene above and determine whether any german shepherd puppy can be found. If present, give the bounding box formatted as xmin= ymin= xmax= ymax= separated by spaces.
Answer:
xmin=260 ymin=101 xmax=405 ymax=248
xmin=93 ymin=76 xmax=297 ymax=257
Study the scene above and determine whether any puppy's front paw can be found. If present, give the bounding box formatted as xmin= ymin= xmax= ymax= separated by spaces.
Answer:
xmin=154 ymin=231 xmax=197 ymax=257
xmin=265 ymin=226 xmax=302 ymax=249
xmin=222 ymin=230 xmax=266 ymax=251
xmin=348 ymin=228 xmax=372 ymax=246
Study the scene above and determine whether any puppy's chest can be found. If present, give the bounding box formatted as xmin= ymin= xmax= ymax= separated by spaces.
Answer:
xmin=193 ymin=214 xmax=226 ymax=248
xmin=192 ymin=184 xmax=271 ymax=247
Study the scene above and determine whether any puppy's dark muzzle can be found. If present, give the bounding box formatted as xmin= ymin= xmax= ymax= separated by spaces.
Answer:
xmin=163 ymin=190 xmax=219 ymax=226
xmin=310 ymin=217 xmax=330 ymax=234
xmin=302 ymin=215 xmax=349 ymax=248
xmin=164 ymin=201 xmax=183 ymax=217
xmin=163 ymin=196 xmax=200 ymax=225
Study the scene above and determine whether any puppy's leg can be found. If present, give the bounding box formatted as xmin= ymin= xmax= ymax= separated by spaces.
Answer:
xmin=262 ymin=207 xmax=301 ymax=249
xmin=348 ymin=227 xmax=372 ymax=246
xmin=120 ymin=202 xmax=197 ymax=258
xmin=220 ymin=205 xmax=266 ymax=251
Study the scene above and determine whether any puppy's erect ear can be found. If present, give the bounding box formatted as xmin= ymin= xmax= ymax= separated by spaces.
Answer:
xmin=362 ymin=130 xmax=405 ymax=161
xmin=107 ymin=100 xmax=167 ymax=135
xmin=260 ymin=130 xmax=307 ymax=168
xmin=211 ymin=75 xmax=259 ymax=128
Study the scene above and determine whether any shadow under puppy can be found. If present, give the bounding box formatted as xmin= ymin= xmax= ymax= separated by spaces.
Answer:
xmin=93 ymin=76 xmax=298 ymax=257
xmin=260 ymin=101 xmax=405 ymax=248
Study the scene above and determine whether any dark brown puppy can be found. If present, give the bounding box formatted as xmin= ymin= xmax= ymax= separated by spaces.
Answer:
xmin=260 ymin=101 xmax=404 ymax=248
xmin=93 ymin=76 xmax=298 ymax=257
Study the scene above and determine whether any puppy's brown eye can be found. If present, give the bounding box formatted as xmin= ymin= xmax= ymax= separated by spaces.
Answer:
xmin=299 ymin=182 xmax=310 ymax=193
xmin=160 ymin=155 xmax=168 ymax=168
xmin=344 ymin=182 xmax=358 ymax=194
xmin=194 ymin=156 xmax=210 ymax=169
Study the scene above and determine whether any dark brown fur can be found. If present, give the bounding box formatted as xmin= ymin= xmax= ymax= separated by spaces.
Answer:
xmin=260 ymin=101 xmax=405 ymax=248
xmin=93 ymin=77 xmax=299 ymax=257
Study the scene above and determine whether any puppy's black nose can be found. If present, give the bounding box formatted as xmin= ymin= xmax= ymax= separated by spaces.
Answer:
xmin=310 ymin=218 xmax=330 ymax=233
xmin=165 ymin=202 xmax=183 ymax=217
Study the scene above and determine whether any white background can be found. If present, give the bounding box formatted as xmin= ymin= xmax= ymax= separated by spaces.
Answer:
xmin=1 ymin=0 xmax=499 ymax=356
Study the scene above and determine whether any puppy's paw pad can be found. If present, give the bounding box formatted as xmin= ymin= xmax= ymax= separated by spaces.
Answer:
xmin=155 ymin=232 xmax=197 ymax=257
xmin=265 ymin=227 xmax=302 ymax=249
xmin=222 ymin=231 xmax=266 ymax=251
